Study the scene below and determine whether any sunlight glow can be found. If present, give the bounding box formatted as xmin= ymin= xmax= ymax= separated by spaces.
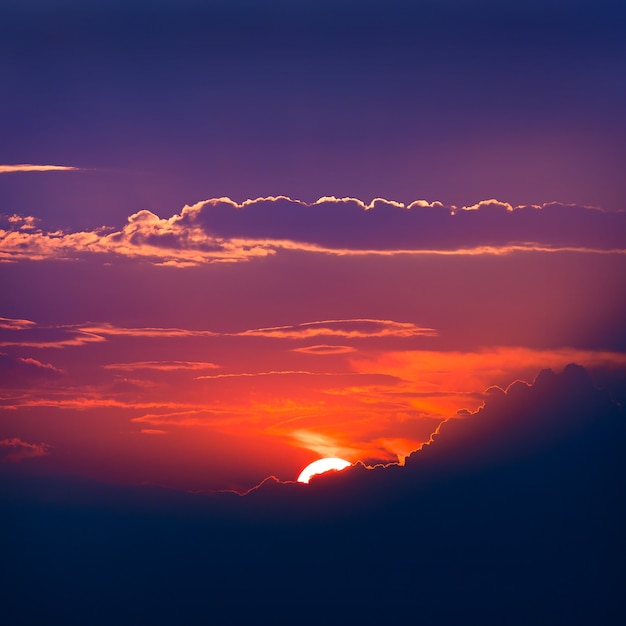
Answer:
xmin=297 ymin=457 xmax=351 ymax=484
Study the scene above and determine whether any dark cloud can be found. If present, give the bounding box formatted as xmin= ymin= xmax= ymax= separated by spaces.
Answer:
xmin=181 ymin=197 xmax=626 ymax=252
xmin=407 ymin=363 xmax=623 ymax=470
xmin=2 ymin=199 xmax=624 ymax=266
xmin=0 ymin=437 xmax=50 ymax=463
xmin=2 ymin=363 xmax=624 ymax=624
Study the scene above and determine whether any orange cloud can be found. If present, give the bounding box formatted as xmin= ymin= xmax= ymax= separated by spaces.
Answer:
xmin=237 ymin=319 xmax=436 ymax=339
xmin=350 ymin=347 xmax=626 ymax=416
xmin=0 ymin=164 xmax=80 ymax=173
xmin=291 ymin=344 xmax=356 ymax=355
xmin=79 ymin=323 xmax=219 ymax=339
xmin=104 ymin=361 xmax=220 ymax=371
xmin=131 ymin=408 xmax=245 ymax=428
xmin=289 ymin=429 xmax=359 ymax=461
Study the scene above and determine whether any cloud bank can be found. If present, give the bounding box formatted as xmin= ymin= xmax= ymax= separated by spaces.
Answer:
xmin=1 ymin=197 xmax=624 ymax=265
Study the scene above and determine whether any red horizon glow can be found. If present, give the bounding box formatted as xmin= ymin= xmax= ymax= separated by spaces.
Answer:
xmin=1 ymin=195 xmax=626 ymax=491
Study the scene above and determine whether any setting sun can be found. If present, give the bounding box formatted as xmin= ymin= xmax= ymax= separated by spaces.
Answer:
xmin=297 ymin=457 xmax=352 ymax=483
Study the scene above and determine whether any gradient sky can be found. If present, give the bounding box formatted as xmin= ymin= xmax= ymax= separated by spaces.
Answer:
xmin=2 ymin=4 xmax=626 ymax=625
xmin=1 ymin=0 xmax=626 ymax=493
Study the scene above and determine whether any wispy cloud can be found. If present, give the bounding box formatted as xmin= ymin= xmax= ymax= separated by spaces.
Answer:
xmin=131 ymin=408 xmax=238 ymax=427
xmin=0 ymin=164 xmax=80 ymax=173
xmin=291 ymin=345 xmax=356 ymax=355
xmin=0 ymin=317 xmax=436 ymax=352
xmin=237 ymin=319 xmax=436 ymax=340
xmin=80 ymin=323 xmax=218 ymax=339
xmin=0 ymin=317 xmax=36 ymax=330
xmin=0 ymin=320 xmax=105 ymax=348
xmin=104 ymin=361 xmax=220 ymax=372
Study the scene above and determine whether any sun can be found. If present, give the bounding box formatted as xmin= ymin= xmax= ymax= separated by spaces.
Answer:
xmin=297 ymin=457 xmax=351 ymax=484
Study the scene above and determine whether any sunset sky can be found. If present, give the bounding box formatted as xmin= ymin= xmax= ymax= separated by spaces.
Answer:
xmin=1 ymin=3 xmax=625 ymax=623
xmin=2 ymin=0 xmax=626 ymax=492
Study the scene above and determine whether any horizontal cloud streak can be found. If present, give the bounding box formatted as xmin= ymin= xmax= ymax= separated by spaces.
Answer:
xmin=104 ymin=361 xmax=220 ymax=372
xmin=0 ymin=318 xmax=434 ymax=350
xmin=0 ymin=164 xmax=80 ymax=173
xmin=238 ymin=319 xmax=436 ymax=340
xmin=291 ymin=345 xmax=356 ymax=355
xmin=1 ymin=197 xmax=624 ymax=265
xmin=0 ymin=317 xmax=36 ymax=330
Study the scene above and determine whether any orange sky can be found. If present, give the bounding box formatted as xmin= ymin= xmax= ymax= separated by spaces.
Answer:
xmin=2 ymin=208 xmax=626 ymax=491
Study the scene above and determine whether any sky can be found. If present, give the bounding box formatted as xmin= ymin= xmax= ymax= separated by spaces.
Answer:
xmin=1 ymin=2 xmax=625 ymax=623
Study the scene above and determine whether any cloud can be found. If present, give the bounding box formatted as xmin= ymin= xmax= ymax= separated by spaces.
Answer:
xmin=0 ymin=214 xmax=38 ymax=230
xmin=0 ymin=353 xmax=63 ymax=385
xmin=3 ymin=364 xmax=625 ymax=626
xmin=193 ymin=370 xmax=400 ymax=384
xmin=104 ymin=361 xmax=220 ymax=372
xmin=404 ymin=363 xmax=624 ymax=471
xmin=194 ymin=370 xmax=325 ymax=380
xmin=291 ymin=345 xmax=356 ymax=355
xmin=237 ymin=319 xmax=436 ymax=340
xmin=79 ymin=323 xmax=219 ymax=339
xmin=0 ymin=319 xmax=218 ymax=349
xmin=131 ymin=409 xmax=236 ymax=428
xmin=88 ymin=319 xmax=435 ymax=342
xmin=0 ymin=437 xmax=50 ymax=463
xmin=0 ymin=317 xmax=435 ymax=351
xmin=0 ymin=321 xmax=105 ymax=349
xmin=0 ymin=164 xmax=80 ymax=173
xmin=351 ymin=347 xmax=626 ymax=399
xmin=176 ymin=196 xmax=626 ymax=253
xmin=266 ymin=362 xmax=625 ymax=494
xmin=289 ymin=430 xmax=358 ymax=461
xmin=0 ymin=317 xmax=36 ymax=330
xmin=1 ymin=197 xmax=624 ymax=265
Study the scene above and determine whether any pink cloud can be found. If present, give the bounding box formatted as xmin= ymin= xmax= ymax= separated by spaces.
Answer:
xmin=0 ymin=353 xmax=64 ymax=385
xmin=0 ymin=317 xmax=36 ymax=330
xmin=0 ymin=325 xmax=105 ymax=349
xmin=0 ymin=164 xmax=80 ymax=173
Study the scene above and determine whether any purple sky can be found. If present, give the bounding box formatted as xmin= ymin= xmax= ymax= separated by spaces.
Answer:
xmin=1 ymin=0 xmax=625 ymax=231
xmin=2 ymin=4 xmax=626 ymax=623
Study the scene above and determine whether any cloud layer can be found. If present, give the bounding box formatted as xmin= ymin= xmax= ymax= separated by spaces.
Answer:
xmin=1 ymin=197 xmax=624 ymax=265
